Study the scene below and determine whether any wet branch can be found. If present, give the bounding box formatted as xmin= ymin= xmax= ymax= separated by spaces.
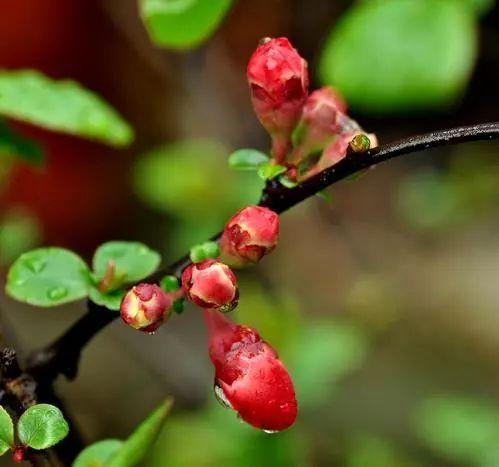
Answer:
xmin=25 ymin=121 xmax=499 ymax=387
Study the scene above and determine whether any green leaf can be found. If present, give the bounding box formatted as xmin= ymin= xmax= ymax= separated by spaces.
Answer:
xmin=319 ymin=0 xmax=476 ymax=113
xmin=0 ymin=209 xmax=40 ymax=266
xmin=6 ymin=248 xmax=90 ymax=307
xmin=140 ymin=0 xmax=233 ymax=49
xmin=107 ymin=398 xmax=173 ymax=467
xmin=0 ymin=120 xmax=43 ymax=165
xmin=228 ymin=149 xmax=269 ymax=171
xmin=0 ymin=70 xmax=134 ymax=146
xmin=0 ymin=406 xmax=14 ymax=455
xmin=74 ymin=439 xmax=124 ymax=467
xmin=414 ymin=396 xmax=499 ymax=464
xmin=257 ymin=163 xmax=287 ymax=180
xmin=278 ymin=175 xmax=298 ymax=189
xmin=133 ymin=139 xmax=264 ymax=223
xmin=189 ymin=241 xmax=220 ymax=263
xmin=456 ymin=0 xmax=495 ymax=15
xmin=88 ymin=286 xmax=125 ymax=311
xmin=316 ymin=190 xmax=333 ymax=203
xmin=18 ymin=404 xmax=69 ymax=450
xmin=92 ymin=241 xmax=161 ymax=285
xmin=291 ymin=323 xmax=368 ymax=410
xmin=160 ymin=275 xmax=180 ymax=292
xmin=172 ymin=298 xmax=185 ymax=314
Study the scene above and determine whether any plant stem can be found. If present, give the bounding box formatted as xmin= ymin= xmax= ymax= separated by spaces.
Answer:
xmin=27 ymin=122 xmax=499 ymax=385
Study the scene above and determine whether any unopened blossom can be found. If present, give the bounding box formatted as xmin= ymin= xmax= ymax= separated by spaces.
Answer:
xmin=205 ymin=310 xmax=297 ymax=431
xmin=247 ymin=37 xmax=309 ymax=162
xmin=120 ymin=283 xmax=172 ymax=332
xmin=220 ymin=206 xmax=279 ymax=268
xmin=291 ymin=86 xmax=348 ymax=163
xmin=182 ymin=259 xmax=238 ymax=312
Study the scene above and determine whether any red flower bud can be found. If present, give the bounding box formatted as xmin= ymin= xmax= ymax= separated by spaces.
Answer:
xmin=120 ymin=283 xmax=172 ymax=333
xmin=247 ymin=37 xmax=309 ymax=162
xmin=205 ymin=311 xmax=297 ymax=432
xmin=220 ymin=206 xmax=279 ymax=268
xmin=12 ymin=447 xmax=26 ymax=463
xmin=182 ymin=259 xmax=238 ymax=312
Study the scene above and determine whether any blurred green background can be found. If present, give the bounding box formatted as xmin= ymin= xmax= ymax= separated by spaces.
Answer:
xmin=1 ymin=0 xmax=499 ymax=465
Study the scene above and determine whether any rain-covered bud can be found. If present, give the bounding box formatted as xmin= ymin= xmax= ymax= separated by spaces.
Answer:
xmin=302 ymin=87 xmax=346 ymax=131
xmin=220 ymin=206 xmax=279 ymax=268
xmin=120 ymin=283 xmax=172 ymax=333
xmin=247 ymin=37 xmax=309 ymax=162
xmin=205 ymin=311 xmax=297 ymax=432
xmin=290 ymin=87 xmax=347 ymax=163
xmin=12 ymin=447 xmax=25 ymax=463
xmin=182 ymin=259 xmax=238 ymax=312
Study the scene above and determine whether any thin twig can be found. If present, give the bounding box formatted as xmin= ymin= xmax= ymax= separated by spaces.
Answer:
xmin=26 ymin=121 xmax=499 ymax=385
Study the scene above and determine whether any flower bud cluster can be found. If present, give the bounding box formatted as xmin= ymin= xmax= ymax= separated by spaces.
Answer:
xmin=247 ymin=37 xmax=376 ymax=179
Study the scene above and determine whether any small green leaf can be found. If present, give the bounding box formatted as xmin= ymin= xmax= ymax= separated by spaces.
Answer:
xmin=140 ymin=0 xmax=233 ymax=49
xmin=18 ymin=404 xmax=69 ymax=450
xmin=189 ymin=241 xmax=220 ymax=263
xmin=160 ymin=275 xmax=180 ymax=292
xmin=93 ymin=242 xmax=161 ymax=285
xmin=257 ymin=163 xmax=287 ymax=180
xmin=107 ymin=398 xmax=173 ymax=467
xmin=0 ymin=120 xmax=43 ymax=165
xmin=291 ymin=323 xmax=367 ymax=410
xmin=278 ymin=175 xmax=298 ymax=189
xmin=316 ymin=190 xmax=333 ymax=203
xmin=173 ymin=298 xmax=185 ymax=314
xmin=228 ymin=149 xmax=269 ymax=171
xmin=0 ymin=406 xmax=14 ymax=455
xmin=74 ymin=439 xmax=124 ymax=467
xmin=88 ymin=287 xmax=125 ymax=311
xmin=319 ymin=0 xmax=476 ymax=113
xmin=6 ymin=248 xmax=90 ymax=307
xmin=457 ymin=0 xmax=495 ymax=15
xmin=0 ymin=70 xmax=134 ymax=146
xmin=0 ymin=209 xmax=40 ymax=266
xmin=414 ymin=395 xmax=499 ymax=464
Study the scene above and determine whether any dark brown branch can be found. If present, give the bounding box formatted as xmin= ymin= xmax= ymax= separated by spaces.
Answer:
xmin=26 ymin=121 xmax=499 ymax=387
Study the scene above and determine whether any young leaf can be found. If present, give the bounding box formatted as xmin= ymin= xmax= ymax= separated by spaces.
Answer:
xmin=140 ymin=0 xmax=232 ymax=49
xmin=0 ymin=120 xmax=43 ymax=165
xmin=319 ymin=0 xmax=476 ymax=113
xmin=189 ymin=241 xmax=220 ymax=263
xmin=88 ymin=287 xmax=126 ymax=312
xmin=0 ymin=406 xmax=14 ymax=455
xmin=257 ymin=163 xmax=287 ymax=180
xmin=278 ymin=175 xmax=298 ymax=189
xmin=6 ymin=248 xmax=90 ymax=307
xmin=107 ymin=398 xmax=173 ymax=467
xmin=228 ymin=149 xmax=269 ymax=171
xmin=0 ymin=209 xmax=40 ymax=267
xmin=92 ymin=241 xmax=161 ymax=285
xmin=0 ymin=70 xmax=134 ymax=147
xmin=73 ymin=439 xmax=124 ymax=467
xmin=18 ymin=404 xmax=69 ymax=450
xmin=160 ymin=275 xmax=180 ymax=292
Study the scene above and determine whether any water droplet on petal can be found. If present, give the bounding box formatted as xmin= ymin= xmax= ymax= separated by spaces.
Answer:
xmin=213 ymin=383 xmax=233 ymax=409
xmin=263 ymin=429 xmax=279 ymax=434
xmin=25 ymin=258 xmax=46 ymax=273
xmin=47 ymin=286 xmax=68 ymax=300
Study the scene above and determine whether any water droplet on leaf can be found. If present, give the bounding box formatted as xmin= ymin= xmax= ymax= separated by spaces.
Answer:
xmin=47 ymin=286 xmax=68 ymax=300
xmin=213 ymin=383 xmax=233 ymax=409
xmin=263 ymin=429 xmax=279 ymax=434
xmin=25 ymin=258 xmax=46 ymax=273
